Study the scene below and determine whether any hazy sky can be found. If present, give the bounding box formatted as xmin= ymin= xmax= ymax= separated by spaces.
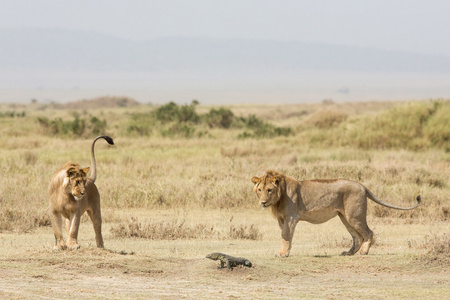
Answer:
xmin=1 ymin=0 xmax=450 ymax=56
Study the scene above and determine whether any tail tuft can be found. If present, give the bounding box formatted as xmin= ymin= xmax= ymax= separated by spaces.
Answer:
xmin=102 ymin=136 xmax=114 ymax=145
xmin=416 ymin=195 xmax=421 ymax=204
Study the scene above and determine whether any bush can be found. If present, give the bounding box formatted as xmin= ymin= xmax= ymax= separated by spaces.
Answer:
xmin=126 ymin=113 xmax=154 ymax=136
xmin=205 ymin=107 xmax=234 ymax=128
xmin=178 ymin=103 xmax=199 ymax=123
xmin=252 ymin=123 xmax=291 ymax=138
xmin=154 ymin=101 xmax=199 ymax=124
xmin=90 ymin=116 xmax=108 ymax=136
xmin=244 ymin=114 xmax=265 ymax=128
xmin=238 ymin=114 xmax=292 ymax=138
xmin=0 ymin=111 xmax=26 ymax=118
xmin=161 ymin=124 xmax=196 ymax=138
xmin=154 ymin=102 xmax=179 ymax=122
xmin=37 ymin=114 xmax=108 ymax=138
xmin=126 ymin=101 xmax=294 ymax=139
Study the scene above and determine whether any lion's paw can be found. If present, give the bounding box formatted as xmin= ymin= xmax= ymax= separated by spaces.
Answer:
xmin=67 ymin=243 xmax=80 ymax=250
xmin=275 ymin=251 xmax=290 ymax=258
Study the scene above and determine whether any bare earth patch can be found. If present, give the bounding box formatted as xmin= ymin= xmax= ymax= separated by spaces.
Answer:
xmin=0 ymin=215 xmax=448 ymax=299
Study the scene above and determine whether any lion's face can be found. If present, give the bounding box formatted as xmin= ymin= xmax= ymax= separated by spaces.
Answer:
xmin=64 ymin=166 xmax=89 ymax=200
xmin=251 ymin=173 xmax=282 ymax=208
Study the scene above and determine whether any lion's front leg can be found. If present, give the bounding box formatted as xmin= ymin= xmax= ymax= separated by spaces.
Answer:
xmin=50 ymin=211 xmax=66 ymax=250
xmin=276 ymin=217 xmax=298 ymax=257
xmin=66 ymin=211 xmax=81 ymax=250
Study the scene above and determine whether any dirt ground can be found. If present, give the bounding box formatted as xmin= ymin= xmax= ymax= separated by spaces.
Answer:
xmin=0 ymin=212 xmax=448 ymax=299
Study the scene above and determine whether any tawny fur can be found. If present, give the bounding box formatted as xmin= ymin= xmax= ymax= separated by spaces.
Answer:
xmin=251 ymin=170 xmax=421 ymax=257
xmin=48 ymin=136 xmax=113 ymax=250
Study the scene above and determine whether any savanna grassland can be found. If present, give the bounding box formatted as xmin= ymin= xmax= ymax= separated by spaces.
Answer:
xmin=0 ymin=97 xmax=449 ymax=299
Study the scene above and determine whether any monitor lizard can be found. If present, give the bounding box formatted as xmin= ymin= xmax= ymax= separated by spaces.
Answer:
xmin=205 ymin=252 xmax=252 ymax=270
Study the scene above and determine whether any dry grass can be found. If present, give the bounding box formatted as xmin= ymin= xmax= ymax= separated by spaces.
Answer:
xmin=0 ymin=100 xmax=449 ymax=234
xmin=304 ymin=109 xmax=348 ymax=128
xmin=109 ymin=217 xmax=262 ymax=240
xmin=1 ymin=99 xmax=449 ymax=299
xmin=409 ymin=232 xmax=450 ymax=266
xmin=110 ymin=217 xmax=217 ymax=240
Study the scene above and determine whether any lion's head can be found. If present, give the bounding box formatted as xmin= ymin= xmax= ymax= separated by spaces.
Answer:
xmin=62 ymin=163 xmax=90 ymax=200
xmin=251 ymin=170 xmax=284 ymax=208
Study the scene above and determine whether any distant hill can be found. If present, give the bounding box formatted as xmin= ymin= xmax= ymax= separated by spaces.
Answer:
xmin=1 ymin=28 xmax=450 ymax=73
xmin=63 ymin=96 xmax=140 ymax=109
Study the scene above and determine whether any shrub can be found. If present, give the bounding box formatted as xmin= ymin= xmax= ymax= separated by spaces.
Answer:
xmin=252 ymin=123 xmax=291 ymax=138
xmin=161 ymin=124 xmax=196 ymax=138
xmin=238 ymin=114 xmax=292 ymax=138
xmin=244 ymin=114 xmax=264 ymax=128
xmin=126 ymin=113 xmax=154 ymax=136
xmin=205 ymin=107 xmax=234 ymax=128
xmin=0 ymin=111 xmax=26 ymax=118
xmin=37 ymin=114 xmax=107 ymax=138
xmin=154 ymin=102 xmax=179 ymax=122
xmin=178 ymin=103 xmax=199 ymax=123
xmin=154 ymin=101 xmax=199 ymax=124
xmin=90 ymin=116 xmax=108 ymax=136
xmin=126 ymin=101 xmax=293 ymax=139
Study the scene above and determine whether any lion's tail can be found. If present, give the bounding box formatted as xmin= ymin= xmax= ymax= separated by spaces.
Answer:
xmin=89 ymin=135 xmax=114 ymax=182
xmin=365 ymin=187 xmax=421 ymax=210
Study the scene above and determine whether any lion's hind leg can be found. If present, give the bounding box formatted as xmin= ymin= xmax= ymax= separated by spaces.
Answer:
xmin=341 ymin=214 xmax=373 ymax=255
xmin=356 ymin=225 xmax=373 ymax=255
xmin=87 ymin=208 xmax=104 ymax=248
xmin=338 ymin=214 xmax=363 ymax=256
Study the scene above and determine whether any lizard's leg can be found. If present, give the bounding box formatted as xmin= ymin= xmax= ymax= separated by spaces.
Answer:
xmin=224 ymin=258 xmax=232 ymax=270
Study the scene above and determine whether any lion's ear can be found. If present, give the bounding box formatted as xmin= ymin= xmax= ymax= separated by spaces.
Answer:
xmin=66 ymin=167 xmax=76 ymax=178
xmin=269 ymin=175 xmax=282 ymax=187
xmin=251 ymin=177 xmax=261 ymax=185
xmin=81 ymin=167 xmax=90 ymax=176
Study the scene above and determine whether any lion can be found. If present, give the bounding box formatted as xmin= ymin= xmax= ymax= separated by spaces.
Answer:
xmin=251 ymin=170 xmax=421 ymax=257
xmin=48 ymin=135 xmax=114 ymax=250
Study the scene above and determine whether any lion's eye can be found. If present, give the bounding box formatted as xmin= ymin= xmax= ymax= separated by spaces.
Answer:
xmin=258 ymin=189 xmax=262 ymax=192
xmin=267 ymin=189 xmax=272 ymax=193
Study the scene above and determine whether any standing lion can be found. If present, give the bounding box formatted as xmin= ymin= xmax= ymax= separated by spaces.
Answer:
xmin=48 ymin=135 xmax=114 ymax=250
xmin=251 ymin=170 xmax=421 ymax=257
